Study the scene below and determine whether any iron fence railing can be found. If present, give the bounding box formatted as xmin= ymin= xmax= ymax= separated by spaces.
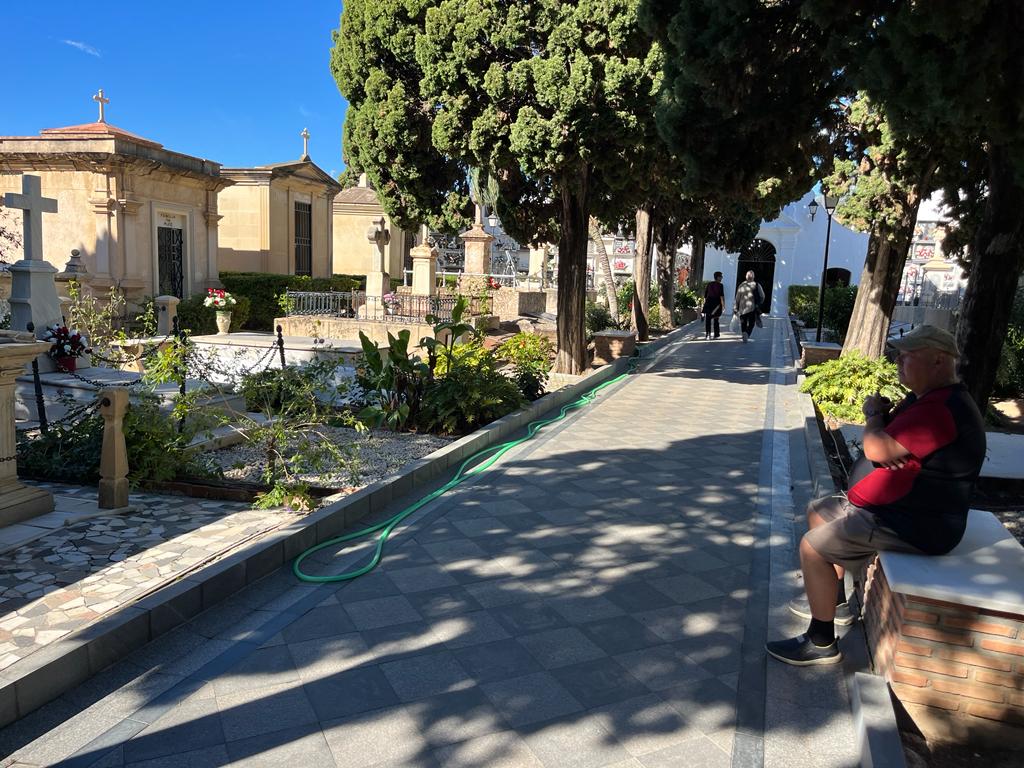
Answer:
xmin=284 ymin=290 xmax=492 ymax=323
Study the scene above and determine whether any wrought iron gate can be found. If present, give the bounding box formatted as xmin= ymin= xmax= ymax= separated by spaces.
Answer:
xmin=294 ymin=202 xmax=312 ymax=276
xmin=157 ymin=226 xmax=184 ymax=298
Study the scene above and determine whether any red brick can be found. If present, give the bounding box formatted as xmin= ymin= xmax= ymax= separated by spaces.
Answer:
xmin=966 ymin=702 xmax=1024 ymax=727
xmin=931 ymin=678 xmax=1006 ymax=703
xmin=979 ymin=638 xmax=1024 ymax=657
xmin=937 ymin=648 xmax=1013 ymax=671
xmin=892 ymin=683 xmax=961 ymax=711
xmin=1011 ymin=691 xmax=1024 ymax=708
xmin=975 ymin=669 xmax=1024 ymax=690
xmin=943 ymin=615 xmax=1019 ymax=637
xmin=891 ymin=669 xmax=929 ymax=688
xmin=902 ymin=624 xmax=973 ymax=646
xmin=903 ymin=608 xmax=939 ymax=625
xmin=896 ymin=640 xmax=934 ymax=658
xmin=894 ymin=653 xmax=968 ymax=679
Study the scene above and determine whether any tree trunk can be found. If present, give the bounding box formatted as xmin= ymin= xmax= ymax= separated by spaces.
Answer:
xmin=686 ymin=235 xmax=706 ymax=291
xmin=657 ymin=229 xmax=680 ymax=329
xmin=589 ymin=216 xmax=619 ymax=324
xmin=841 ymin=206 xmax=920 ymax=359
xmin=554 ymin=171 xmax=592 ymax=375
xmin=632 ymin=206 xmax=653 ymax=341
xmin=957 ymin=144 xmax=1024 ymax=410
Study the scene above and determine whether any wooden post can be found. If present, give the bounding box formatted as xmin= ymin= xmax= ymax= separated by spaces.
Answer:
xmin=98 ymin=388 xmax=129 ymax=509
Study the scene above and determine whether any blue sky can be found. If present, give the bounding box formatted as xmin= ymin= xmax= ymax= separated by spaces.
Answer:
xmin=2 ymin=1 xmax=349 ymax=175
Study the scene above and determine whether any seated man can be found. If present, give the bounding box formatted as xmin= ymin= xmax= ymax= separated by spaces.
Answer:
xmin=766 ymin=325 xmax=986 ymax=665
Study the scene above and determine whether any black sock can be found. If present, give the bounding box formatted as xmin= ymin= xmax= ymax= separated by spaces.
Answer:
xmin=836 ymin=581 xmax=847 ymax=607
xmin=807 ymin=618 xmax=835 ymax=647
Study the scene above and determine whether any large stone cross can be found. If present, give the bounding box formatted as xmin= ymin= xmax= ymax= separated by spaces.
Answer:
xmin=3 ymin=175 xmax=58 ymax=263
xmin=300 ymin=127 xmax=310 ymax=160
xmin=93 ymin=88 xmax=110 ymax=123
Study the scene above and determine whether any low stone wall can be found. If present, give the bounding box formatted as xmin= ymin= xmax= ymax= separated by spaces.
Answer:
xmin=490 ymin=289 xmax=547 ymax=321
xmin=862 ymin=560 xmax=1024 ymax=746
xmin=592 ymin=330 xmax=637 ymax=367
xmin=276 ymin=316 xmax=436 ymax=347
xmin=544 ymin=288 xmax=597 ymax=314
xmin=800 ymin=341 xmax=842 ymax=368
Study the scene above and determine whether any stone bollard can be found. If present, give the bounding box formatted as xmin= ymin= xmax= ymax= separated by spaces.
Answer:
xmin=154 ymin=295 xmax=180 ymax=337
xmin=410 ymin=243 xmax=438 ymax=296
xmin=460 ymin=222 xmax=494 ymax=276
xmin=98 ymin=388 xmax=130 ymax=509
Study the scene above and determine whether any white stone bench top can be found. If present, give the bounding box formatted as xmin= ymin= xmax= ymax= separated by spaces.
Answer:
xmin=593 ymin=329 xmax=636 ymax=339
xmin=839 ymin=425 xmax=1024 ymax=481
xmin=189 ymin=333 xmax=363 ymax=352
xmin=800 ymin=341 xmax=842 ymax=350
xmin=880 ymin=509 xmax=1024 ymax=615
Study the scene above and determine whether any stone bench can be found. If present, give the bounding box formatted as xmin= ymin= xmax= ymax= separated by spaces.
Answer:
xmin=592 ymin=329 xmax=637 ymax=367
xmin=799 ymin=340 xmax=842 ymax=368
xmin=861 ymin=509 xmax=1024 ymax=747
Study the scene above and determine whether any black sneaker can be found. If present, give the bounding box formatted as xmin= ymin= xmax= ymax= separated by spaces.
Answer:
xmin=787 ymin=595 xmax=855 ymax=626
xmin=765 ymin=634 xmax=842 ymax=666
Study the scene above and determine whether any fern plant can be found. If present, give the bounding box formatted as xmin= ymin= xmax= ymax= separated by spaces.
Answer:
xmin=800 ymin=351 xmax=906 ymax=423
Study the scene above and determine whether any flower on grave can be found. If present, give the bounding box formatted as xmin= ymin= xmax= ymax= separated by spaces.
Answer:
xmin=203 ymin=288 xmax=237 ymax=309
xmin=43 ymin=324 xmax=91 ymax=359
xmin=486 ymin=277 xmax=502 ymax=290
xmin=382 ymin=292 xmax=402 ymax=310
xmin=613 ymin=260 xmax=627 ymax=271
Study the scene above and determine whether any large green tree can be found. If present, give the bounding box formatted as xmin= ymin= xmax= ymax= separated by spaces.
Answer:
xmin=334 ymin=1 xmax=661 ymax=373
xmin=823 ymin=95 xmax=942 ymax=359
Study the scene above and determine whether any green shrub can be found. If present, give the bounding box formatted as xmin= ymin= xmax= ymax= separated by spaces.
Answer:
xmin=823 ymin=285 xmax=858 ymax=343
xmin=789 ymin=285 xmax=820 ymax=326
xmin=419 ymin=343 xmax=524 ymax=435
xmin=239 ymin=364 xmax=337 ymax=416
xmin=585 ymin=302 xmax=616 ymax=337
xmin=674 ymin=286 xmax=699 ymax=312
xmin=616 ymin=280 xmax=634 ymax=320
xmin=994 ymin=286 xmax=1024 ymax=398
xmin=219 ymin=272 xmax=365 ymax=331
xmin=175 ymin=293 xmax=251 ymax=335
xmin=495 ymin=333 xmax=554 ymax=400
xmin=800 ymin=351 xmax=906 ymax=423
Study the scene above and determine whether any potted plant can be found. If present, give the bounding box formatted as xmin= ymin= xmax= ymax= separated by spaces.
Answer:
xmin=204 ymin=288 xmax=237 ymax=334
xmin=43 ymin=324 xmax=91 ymax=372
xmin=382 ymin=292 xmax=402 ymax=316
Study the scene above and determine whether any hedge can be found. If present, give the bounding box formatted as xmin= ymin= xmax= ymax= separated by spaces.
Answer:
xmin=787 ymin=284 xmax=858 ymax=342
xmin=176 ymin=294 xmax=251 ymax=335
xmin=788 ymin=285 xmax=820 ymax=327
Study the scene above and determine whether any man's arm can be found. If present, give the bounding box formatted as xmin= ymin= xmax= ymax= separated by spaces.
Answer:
xmin=861 ymin=394 xmax=910 ymax=468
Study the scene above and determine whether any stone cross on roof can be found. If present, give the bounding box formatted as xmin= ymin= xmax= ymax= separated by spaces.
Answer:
xmin=92 ymin=88 xmax=110 ymax=123
xmin=3 ymin=175 xmax=58 ymax=262
xmin=300 ymin=127 xmax=310 ymax=160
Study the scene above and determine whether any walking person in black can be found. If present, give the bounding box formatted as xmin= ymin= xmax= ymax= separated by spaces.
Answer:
xmin=702 ymin=271 xmax=726 ymax=339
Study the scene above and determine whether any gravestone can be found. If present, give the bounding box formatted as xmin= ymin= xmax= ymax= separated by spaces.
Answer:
xmin=3 ymin=175 xmax=63 ymax=336
xmin=365 ymin=216 xmax=390 ymax=303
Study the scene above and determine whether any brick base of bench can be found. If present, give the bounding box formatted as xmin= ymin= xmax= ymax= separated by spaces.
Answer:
xmin=862 ymin=560 xmax=1024 ymax=747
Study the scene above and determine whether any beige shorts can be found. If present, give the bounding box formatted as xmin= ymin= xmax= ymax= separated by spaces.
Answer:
xmin=803 ymin=494 xmax=925 ymax=572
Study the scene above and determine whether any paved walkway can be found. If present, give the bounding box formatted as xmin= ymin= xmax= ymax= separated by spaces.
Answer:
xmin=1 ymin=319 xmax=859 ymax=768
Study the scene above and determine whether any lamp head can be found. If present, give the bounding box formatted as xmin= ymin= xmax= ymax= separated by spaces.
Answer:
xmin=824 ymin=193 xmax=839 ymax=215
xmin=807 ymin=199 xmax=819 ymax=222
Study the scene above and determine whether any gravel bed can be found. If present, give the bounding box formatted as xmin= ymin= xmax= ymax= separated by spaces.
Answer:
xmin=200 ymin=426 xmax=455 ymax=489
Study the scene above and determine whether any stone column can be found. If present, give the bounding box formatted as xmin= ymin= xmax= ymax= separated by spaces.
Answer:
xmin=0 ymin=337 xmax=54 ymax=526
xmin=529 ymin=245 xmax=549 ymax=288
xmin=205 ymin=189 xmax=221 ymax=290
xmin=98 ymin=388 xmax=130 ymax=509
xmin=460 ymin=223 xmax=494 ymax=276
xmin=365 ymin=217 xmax=391 ymax=303
xmin=89 ymin=178 xmax=115 ymax=288
xmin=155 ymin=295 xmax=180 ymax=336
xmin=411 ymin=244 xmax=437 ymax=296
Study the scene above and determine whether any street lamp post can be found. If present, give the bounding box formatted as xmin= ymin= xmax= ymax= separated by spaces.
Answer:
xmin=815 ymin=194 xmax=839 ymax=343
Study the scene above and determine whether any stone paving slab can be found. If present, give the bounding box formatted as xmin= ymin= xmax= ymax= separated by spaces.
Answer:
xmin=2 ymin=321 xmax=862 ymax=767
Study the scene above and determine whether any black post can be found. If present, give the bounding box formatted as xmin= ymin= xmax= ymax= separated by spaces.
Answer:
xmin=815 ymin=210 xmax=835 ymax=343
xmin=174 ymin=316 xmax=186 ymax=433
xmin=276 ymin=325 xmax=286 ymax=369
xmin=27 ymin=322 xmax=48 ymax=434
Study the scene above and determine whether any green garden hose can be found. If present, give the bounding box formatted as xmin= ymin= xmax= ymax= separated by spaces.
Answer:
xmin=292 ymin=354 xmax=641 ymax=583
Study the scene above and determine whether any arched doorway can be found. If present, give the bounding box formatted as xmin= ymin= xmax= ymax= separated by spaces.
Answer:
xmin=736 ymin=239 xmax=776 ymax=314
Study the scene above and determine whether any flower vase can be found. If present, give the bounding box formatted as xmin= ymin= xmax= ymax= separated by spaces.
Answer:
xmin=56 ymin=355 xmax=77 ymax=373
xmin=215 ymin=310 xmax=232 ymax=335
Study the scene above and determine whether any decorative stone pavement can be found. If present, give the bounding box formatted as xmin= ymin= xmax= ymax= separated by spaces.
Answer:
xmin=0 ymin=485 xmax=297 ymax=673
xmin=2 ymin=320 xmax=861 ymax=768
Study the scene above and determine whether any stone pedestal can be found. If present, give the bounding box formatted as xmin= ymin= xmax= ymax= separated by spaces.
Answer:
xmin=461 ymin=223 xmax=494 ymax=275
xmin=98 ymin=388 xmax=130 ymax=509
xmin=592 ymin=329 xmax=637 ymax=367
xmin=411 ymin=244 xmax=437 ymax=296
xmin=529 ymin=246 xmax=549 ymax=287
xmin=155 ymin=295 xmax=180 ymax=336
xmin=0 ymin=334 xmax=55 ymax=526
xmin=8 ymin=259 xmax=62 ymax=336
xmin=366 ymin=271 xmax=389 ymax=302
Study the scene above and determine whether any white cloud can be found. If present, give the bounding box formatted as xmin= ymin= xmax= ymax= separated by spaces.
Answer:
xmin=62 ymin=40 xmax=101 ymax=58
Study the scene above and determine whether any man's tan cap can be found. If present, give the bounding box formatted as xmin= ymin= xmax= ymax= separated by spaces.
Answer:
xmin=890 ymin=324 xmax=960 ymax=357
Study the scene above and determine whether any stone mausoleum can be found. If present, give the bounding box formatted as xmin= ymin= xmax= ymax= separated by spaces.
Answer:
xmin=0 ymin=92 xmax=230 ymax=302
xmin=217 ymin=130 xmax=342 ymax=278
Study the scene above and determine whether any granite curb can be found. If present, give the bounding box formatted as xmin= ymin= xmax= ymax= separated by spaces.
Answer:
xmin=0 ymin=325 xmax=689 ymax=729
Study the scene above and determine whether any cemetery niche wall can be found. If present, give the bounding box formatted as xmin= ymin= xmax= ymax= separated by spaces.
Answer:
xmin=0 ymin=100 xmax=231 ymax=304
